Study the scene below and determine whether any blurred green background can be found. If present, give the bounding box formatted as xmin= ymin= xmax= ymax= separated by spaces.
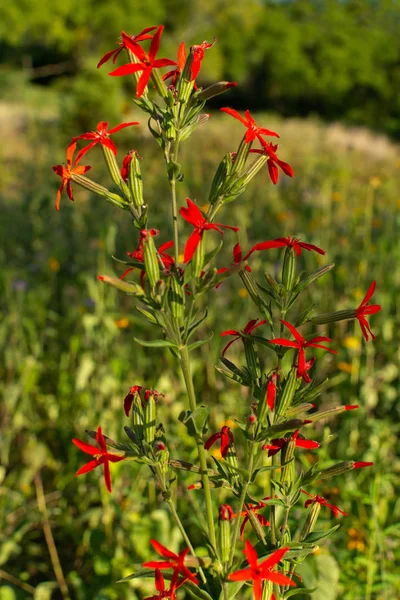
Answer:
xmin=1 ymin=1 xmax=399 ymax=599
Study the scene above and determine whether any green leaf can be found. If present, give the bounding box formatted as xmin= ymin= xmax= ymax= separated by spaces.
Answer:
xmin=203 ymin=240 xmax=224 ymax=267
xmin=133 ymin=338 xmax=178 ymax=348
xmin=99 ymin=275 xmax=145 ymax=296
xmin=285 ymin=587 xmax=318 ymax=598
xmin=303 ymin=524 xmax=341 ymax=544
xmin=179 ymin=405 xmax=210 ymax=437
xmin=187 ymin=309 xmax=208 ymax=341
xmin=294 ymin=263 xmax=335 ymax=294
xmin=136 ymin=306 xmax=158 ymax=324
xmin=188 ymin=331 xmax=214 ymax=352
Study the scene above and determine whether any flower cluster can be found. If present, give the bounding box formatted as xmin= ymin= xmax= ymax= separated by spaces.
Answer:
xmin=56 ymin=22 xmax=381 ymax=600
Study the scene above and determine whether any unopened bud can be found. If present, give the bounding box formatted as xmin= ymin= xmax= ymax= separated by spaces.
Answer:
xmin=318 ymin=460 xmax=373 ymax=481
xmin=126 ymin=151 xmax=144 ymax=208
xmin=208 ymin=153 xmax=234 ymax=205
xmin=97 ymin=275 xmax=145 ymax=296
xmin=300 ymin=501 xmax=321 ymax=540
xmin=243 ymin=338 xmax=261 ymax=380
xmin=277 ymin=368 xmax=298 ymax=417
xmin=168 ymin=272 xmax=184 ymax=320
xmin=141 ymin=229 xmax=160 ymax=289
xmin=282 ymin=246 xmax=296 ymax=291
xmin=311 ymin=309 xmax=357 ymax=325
xmin=196 ymin=81 xmax=237 ymax=101
xmin=192 ymin=236 xmax=205 ymax=279
xmin=143 ymin=394 xmax=156 ymax=443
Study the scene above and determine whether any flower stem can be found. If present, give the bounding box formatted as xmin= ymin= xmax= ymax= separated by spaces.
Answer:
xmin=179 ymin=344 xmax=217 ymax=549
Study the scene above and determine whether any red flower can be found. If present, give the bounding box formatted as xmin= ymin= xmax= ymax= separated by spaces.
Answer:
xmin=250 ymin=140 xmax=294 ymax=184
xmin=269 ymin=320 xmax=337 ymax=381
xmin=109 ymin=26 xmax=177 ymax=97
xmin=143 ymin=540 xmax=199 ymax=586
xmin=52 ymin=142 xmax=91 ymax=211
xmin=219 ymin=504 xmax=235 ymax=521
xmin=97 ymin=26 xmax=158 ymax=68
xmin=121 ymin=149 xmax=140 ymax=181
xmin=120 ymin=230 xmax=174 ymax=285
xmin=216 ymin=242 xmax=251 ymax=288
xmin=71 ymin=120 xmax=139 ymax=163
xmin=179 ymin=198 xmax=239 ymax=263
xmin=204 ymin=425 xmax=233 ymax=458
xmin=220 ymin=318 xmax=266 ymax=356
xmin=263 ymin=429 xmax=320 ymax=457
xmin=235 ymin=501 xmax=270 ymax=540
xmin=266 ymin=372 xmax=278 ymax=410
xmin=297 ymin=357 xmax=316 ymax=384
xmin=144 ymin=568 xmax=186 ymax=600
xmin=301 ymin=490 xmax=347 ymax=518
xmin=356 ymin=281 xmax=381 ymax=341
xmin=123 ymin=385 xmax=143 ymax=416
xmin=72 ymin=426 xmax=125 ymax=493
xmin=228 ymin=540 xmax=295 ymax=600
xmin=220 ymin=108 xmax=279 ymax=144
xmin=248 ymin=236 xmax=325 ymax=258
xmin=162 ymin=42 xmax=192 ymax=88
xmin=191 ymin=40 xmax=216 ymax=79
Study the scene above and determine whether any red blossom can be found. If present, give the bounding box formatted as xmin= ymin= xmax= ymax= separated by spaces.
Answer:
xmin=144 ymin=568 xmax=186 ymax=600
xmin=123 ymin=385 xmax=143 ymax=416
xmin=216 ymin=242 xmax=251 ymax=288
xmin=263 ymin=429 xmax=320 ymax=457
xmin=228 ymin=540 xmax=295 ymax=600
xmin=180 ymin=198 xmax=239 ymax=263
xmin=266 ymin=372 xmax=278 ymax=410
xmin=220 ymin=318 xmax=266 ymax=356
xmin=97 ymin=27 xmax=158 ymax=68
xmin=52 ymin=142 xmax=91 ymax=211
xmin=143 ymin=540 xmax=199 ymax=586
xmin=356 ymin=281 xmax=381 ymax=341
xmin=219 ymin=504 xmax=235 ymax=521
xmin=220 ymin=107 xmax=279 ymax=144
xmin=235 ymin=501 xmax=270 ymax=540
xmin=247 ymin=236 xmax=325 ymax=258
xmin=120 ymin=230 xmax=174 ymax=285
xmin=191 ymin=39 xmax=216 ymax=79
xmin=162 ymin=42 xmax=194 ymax=88
xmin=301 ymin=490 xmax=347 ymax=518
xmin=109 ymin=26 xmax=177 ymax=97
xmin=121 ymin=149 xmax=140 ymax=181
xmin=250 ymin=139 xmax=294 ymax=184
xmin=70 ymin=121 xmax=139 ymax=163
xmin=297 ymin=357 xmax=316 ymax=384
xmin=269 ymin=320 xmax=337 ymax=381
xmin=72 ymin=426 xmax=125 ymax=493
xmin=204 ymin=425 xmax=233 ymax=458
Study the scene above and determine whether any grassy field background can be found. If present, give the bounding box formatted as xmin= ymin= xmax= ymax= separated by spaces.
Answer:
xmin=0 ymin=75 xmax=400 ymax=600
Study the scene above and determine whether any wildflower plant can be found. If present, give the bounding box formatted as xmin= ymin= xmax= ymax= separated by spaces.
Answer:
xmin=53 ymin=24 xmax=381 ymax=600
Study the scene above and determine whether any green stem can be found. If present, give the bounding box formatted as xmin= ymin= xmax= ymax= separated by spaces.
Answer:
xmin=228 ymin=440 xmax=257 ymax=568
xmin=166 ymin=138 xmax=181 ymax=264
xmin=179 ymin=345 xmax=217 ymax=549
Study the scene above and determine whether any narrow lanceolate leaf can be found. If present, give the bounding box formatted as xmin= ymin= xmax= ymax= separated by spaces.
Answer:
xmin=98 ymin=275 xmax=145 ymax=296
xmin=133 ymin=337 xmax=178 ymax=348
xmin=285 ymin=587 xmax=318 ymax=598
xmin=188 ymin=331 xmax=214 ymax=352
xmin=186 ymin=309 xmax=208 ymax=341
xmin=303 ymin=524 xmax=341 ymax=544
xmin=294 ymin=263 xmax=335 ymax=293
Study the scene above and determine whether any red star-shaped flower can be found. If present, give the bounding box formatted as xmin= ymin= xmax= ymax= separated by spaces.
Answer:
xmin=72 ymin=426 xmax=125 ymax=493
xmin=263 ymin=429 xmax=320 ymax=457
xmin=301 ymin=490 xmax=347 ymax=518
xmin=144 ymin=569 xmax=186 ymax=600
xmin=235 ymin=501 xmax=270 ymax=540
xmin=228 ymin=541 xmax=295 ymax=600
xmin=248 ymin=236 xmax=325 ymax=257
xmin=97 ymin=27 xmax=158 ymax=68
xmin=220 ymin=318 xmax=266 ymax=356
xmin=143 ymin=540 xmax=199 ymax=586
xmin=71 ymin=120 xmax=139 ymax=163
xmin=109 ymin=26 xmax=177 ymax=97
xmin=355 ymin=281 xmax=381 ymax=341
xmin=120 ymin=230 xmax=174 ymax=286
xmin=180 ymin=198 xmax=239 ymax=263
xmin=269 ymin=320 xmax=336 ymax=380
xmin=250 ymin=139 xmax=294 ymax=184
xmin=220 ymin=108 xmax=279 ymax=144
xmin=204 ymin=425 xmax=233 ymax=458
xmin=52 ymin=142 xmax=91 ymax=211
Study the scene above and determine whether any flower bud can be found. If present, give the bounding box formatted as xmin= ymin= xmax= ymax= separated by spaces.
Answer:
xmin=282 ymin=246 xmax=296 ymax=291
xmin=196 ymin=81 xmax=237 ymax=101
xmin=300 ymin=501 xmax=321 ymax=540
xmin=97 ymin=275 xmax=145 ymax=297
xmin=192 ymin=236 xmax=205 ymax=279
xmin=311 ymin=309 xmax=357 ymax=325
xmin=131 ymin=392 xmax=144 ymax=441
xmin=168 ymin=272 xmax=184 ymax=320
xmin=305 ymin=405 xmax=358 ymax=424
xmin=318 ymin=460 xmax=373 ymax=481
xmin=208 ymin=153 xmax=234 ymax=205
xmin=218 ymin=504 xmax=234 ymax=564
xmin=101 ymin=145 xmax=131 ymax=198
xmin=142 ymin=229 xmax=160 ymax=289
xmin=243 ymin=338 xmax=261 ymax=380
xmin=276 ymin=367 xmax=298 ymax=417
xmin=126 ymin=151 xmax=144 ymax=208
xmin=143 ymin=393 xmax=157 ymax=443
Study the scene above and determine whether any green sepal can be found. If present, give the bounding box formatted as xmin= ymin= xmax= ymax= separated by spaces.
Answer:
xmin=294 ymin=263 xmax=335 ymax=294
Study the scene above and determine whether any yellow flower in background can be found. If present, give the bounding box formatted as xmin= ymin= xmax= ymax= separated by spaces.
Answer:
xmin=238 ymin=287 xmax=248 ymax=298
xmin=48 ymin=257 xmax=60 ymax=272
xmin=343 ymin=336 xmax=361 ymax=351
xmin=178 ymin=253 xmax=185 ymax=263
xmin=212 ymin=447 xmax=222 ymax=460
xmin=372 ymin=218 xmax=382 ymax=228
xmin=276 ymin=210 xmax=289 ymax=222
xmin=347 ymin=528 xmax=365 ymax=552
xmin=338 ymin=361 xmax=352 ymax=374
xmin=115 ymin=317 xmax=130 ymax=329
xmin=201 ymin=204 xmax=210 ymax=212
xmin=369 ymin=176 xmax=382 ymax=189
xmin=332 ymin=191 xmax=342 ymax=202
xmin=352 ymin=287 xmax=365 ymax=302
xmin=220 ymin=418 xmax=238 ymax=429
